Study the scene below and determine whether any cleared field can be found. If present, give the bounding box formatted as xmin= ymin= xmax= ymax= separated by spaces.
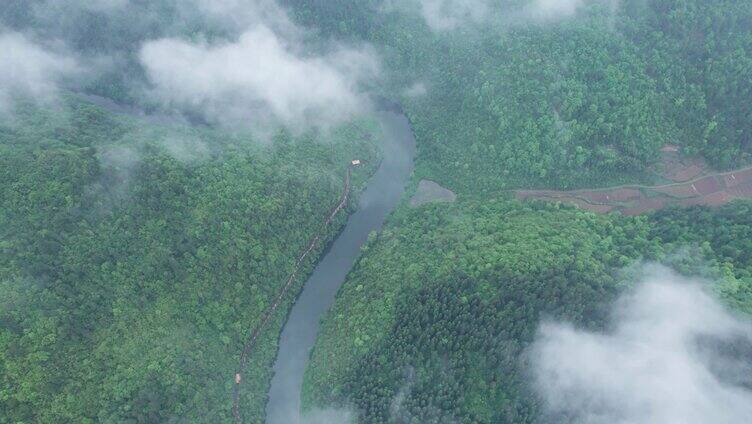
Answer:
xmin=517 ymin=146 xmax=752 ymax=215
xmin=410 ymin=179 xmax=457 ymax=207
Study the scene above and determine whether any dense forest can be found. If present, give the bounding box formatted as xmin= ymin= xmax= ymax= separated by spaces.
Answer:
xmin=0 ymin=97 xmax=378 ymax=422
xmin=2 ymin=0 xmax=752 ymax=423
xmin=289 ymin=0 xmax=752 ymax=192
xmin=297 ymin=0 xmax=752 ymax=422
xmin=303 ymin=199 xmax=752 ymax=423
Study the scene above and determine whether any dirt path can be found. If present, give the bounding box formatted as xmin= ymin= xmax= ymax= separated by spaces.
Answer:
xmin=232 ymin=165 xmax=353 ymax=423
xmin=517 ymin=165 xmax=752 ymax=215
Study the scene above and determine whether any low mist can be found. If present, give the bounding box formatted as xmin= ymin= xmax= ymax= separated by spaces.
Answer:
xmin=140 ymin=26 xmax=378 ymax=136
xmin=416 ymin=0 xmax=490 ymax=31
xmin=0 ymin=31 xmax=80 ymax=116
xmin=528 ymin=0 xmax=586 ymax=20
xmin=1 ymin=0 xmax=379 ymax=137
xmin=404 ymin=0 xmax=610 ymax=31
xmin=532 ymin=265 xmax=752 ymax=424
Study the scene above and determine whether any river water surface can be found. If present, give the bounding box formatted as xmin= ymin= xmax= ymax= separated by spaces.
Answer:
xmin=72 ymin=94 xmax=414 ymax=422
xmin=265 ymin=110 xmax=416 ymax=423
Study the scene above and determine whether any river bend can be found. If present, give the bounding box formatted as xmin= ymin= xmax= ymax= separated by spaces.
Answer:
xmin=265 ymin=110 xmax=416 ymax=423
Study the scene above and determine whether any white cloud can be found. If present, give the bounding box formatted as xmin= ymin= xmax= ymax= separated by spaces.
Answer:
xmin=532 ymin=266 xmax=752 ymax=424
xmin=417 ymin=0 xmax=489 ymax=31
xmin=140 ymin=25 xmax=378 ymax=136
xmin=3 ymin=0 xmax=380 ymax=138
xmin=404 ymin=81 xmax=428 ymax=98
xmin=402 ymin=0 xmax=608 ymax=31
xmin=189 ymin=0 xmax=296 ymax=36
xmin=0 ymin=31 xmax=79 ymax=115
xmin=527 ymin=0 xmax=586 ymax=21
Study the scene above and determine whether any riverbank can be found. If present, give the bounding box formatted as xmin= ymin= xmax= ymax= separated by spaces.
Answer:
xmin=264 ymin=110 xmax=416 ymax=423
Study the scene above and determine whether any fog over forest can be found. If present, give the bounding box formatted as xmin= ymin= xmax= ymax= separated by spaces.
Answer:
xmin=2 ymin=1 xmax=752 ymax=423
xmin=533 ymin=266 xmax=752 ymax=424
xmin=1 ymin=0 xmax=379 ymax=138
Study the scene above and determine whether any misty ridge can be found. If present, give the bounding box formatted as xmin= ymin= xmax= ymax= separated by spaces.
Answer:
xmin=381 ymin=0 xmax=613 ymax=31
xmin=0 ymin=0 xmax=379 ymax=139
xmin=0 ymin=0 xmax=665 ymax=135
xmin=2 ymin=0 xmax=752 ymax=423
xmin=0 ymin=0 xmax=384 ymax=208
xmin=305 ymin=262 xmax=752 ymax=424
xmin=0 ymin=0 xmax=621 ymax=124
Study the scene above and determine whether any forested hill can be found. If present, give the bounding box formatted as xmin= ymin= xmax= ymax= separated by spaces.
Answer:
xmin=294 ymin=1 xmax=752 ymax=423
xmin=0 ymin=97 xmax=379 ymax=422
xmin=303 ymin=199 xmax=752 ymax=423
xmin=2 ymin=0 xmax=751 ymax=423
xmin=288 ymin=0 xmax=752 ymax=192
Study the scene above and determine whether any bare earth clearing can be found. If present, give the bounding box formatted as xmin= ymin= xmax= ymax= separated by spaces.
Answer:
xmin=411 ymin=179 xmax=457 ymax=207
xmin=517 ymin=146 xmax=752 ymax=215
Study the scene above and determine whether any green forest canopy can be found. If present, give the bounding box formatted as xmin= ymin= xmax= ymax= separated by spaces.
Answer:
xmin=295 ymin=0 xmax=752 ymax=422
xmin=0 ymin=97 xmax=379 ymax=422
xmin=2 ymin=0 xmax=752 ymax=422
xmin=303 ymin=199 xmax=752 ymax=423
xmin=290 ymin=0 xmax=752 ymax=192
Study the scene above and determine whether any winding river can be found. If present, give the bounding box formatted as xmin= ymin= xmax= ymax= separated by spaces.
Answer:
xmin=265 ymin=109 xmax=416 ymax=423
xmin=74 ymin=93 xmax=416 ymax=422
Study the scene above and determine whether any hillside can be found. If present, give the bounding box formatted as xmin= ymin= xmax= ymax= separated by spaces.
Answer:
xmin=290 ymin=0 xmax=752 ymax=192
xmin=297 ymin=0 xmax=752 ymax=422
xmin=2 ymin=1 xmax=751 ymax=423
xmin=0 ymin=96 xmax=378 ymax=422
xmin=303 ymin=199 xmax=752 ymax=422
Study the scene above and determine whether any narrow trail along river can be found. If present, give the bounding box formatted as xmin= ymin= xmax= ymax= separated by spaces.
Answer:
xmin=232 ymin=164 xmax=354 ymax=422
xmin=264 ymin=110 xmax=415 ymax=423
xmin=75 ymin=94 xmax=415 ymax=423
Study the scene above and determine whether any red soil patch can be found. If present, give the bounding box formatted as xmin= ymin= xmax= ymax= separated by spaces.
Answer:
xmin=580 ymin=191 xmax=613 ymax=203
xmin=607 ymin=188 xmax=641 ymax=202
xmin=515 ymin=162 xmax=752 ymax=215
xmin=655 ymin=184 xmax=700 ymax=198
xmin=570 ymin=199 xmax=615 ymax=214
xmin=703 ymin=192 xmax=734 ymax=206
xmin=680 ymin=191 xmax=732 ymax=207
xmin=620 ymin=197 xmax=667 ymax=216
xmin=654 ymin=177 xmax=721 ymax=198
xmin=656 ymin=148 xmax=709 ymax=182
xmin=728 ymin=182 xmax=752 ymax=197
xmin=515 ymin=192 xmax=533 ymax=201
xmin=516 ymin=191 xmax=553 ymax=201
xmin=693 ymin=176 xmax=722 ymax=195
xmin=587 ymin=204 xmax=616 ymax=214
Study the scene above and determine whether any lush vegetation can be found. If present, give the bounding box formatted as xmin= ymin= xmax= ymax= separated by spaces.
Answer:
xmin=649 ymin=203 xmax=752 ymax=311
xmin=1 ymin=0 xmax=237 ymax=104
xmin=0 ymin=97 xmax=379 ymax=422
xmin=3 ymin=0 xmax=752 ymax=422
xmin=303 ymin=199 xmax=752 ymax=423
xmin=289 ymin=0 xmax=752 ymax=192
xmin=290 ymin=2 xmax=752 ymax=418
xmin=1 ymin=2 xmax=387 ymax=421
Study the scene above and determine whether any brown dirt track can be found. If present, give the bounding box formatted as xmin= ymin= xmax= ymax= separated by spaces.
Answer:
xmin=517 ymin=165 xmax=752 ymax=216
